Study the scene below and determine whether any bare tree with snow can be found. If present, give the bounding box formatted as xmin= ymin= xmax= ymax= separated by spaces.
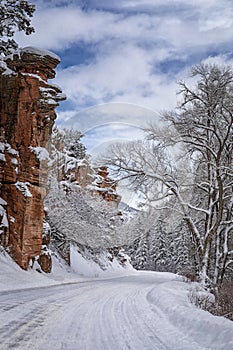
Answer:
xmin=102 ymin=64 xmax=233 ymax=287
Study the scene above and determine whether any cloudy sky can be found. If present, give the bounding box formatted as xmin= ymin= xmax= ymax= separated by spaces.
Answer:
xmin=15 ymin=0 xmax=233 ymax=151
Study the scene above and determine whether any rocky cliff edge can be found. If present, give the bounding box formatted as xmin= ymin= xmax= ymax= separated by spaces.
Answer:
xmin=0 ymin=47 xmax=66 ymax=270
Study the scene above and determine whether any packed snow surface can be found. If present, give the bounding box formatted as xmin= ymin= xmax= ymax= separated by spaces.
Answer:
xmin=0 ymin=252 xmax=233 ymax=350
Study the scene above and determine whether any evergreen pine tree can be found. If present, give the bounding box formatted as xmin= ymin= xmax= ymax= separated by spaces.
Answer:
xmin=0 ymin=0 xmax=35 ymax=56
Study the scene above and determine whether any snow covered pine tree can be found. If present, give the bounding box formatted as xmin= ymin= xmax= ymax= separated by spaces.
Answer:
xmin=0 ymin=0 xmax=35 ymax=56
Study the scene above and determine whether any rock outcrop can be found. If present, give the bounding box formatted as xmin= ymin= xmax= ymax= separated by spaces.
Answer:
xmin=95 ymin=166 xmax=121 ymax=208
xmin=0 ymin=47 xmax=65 ymax=270
xmin=51 ymin=127 xmax=121 ymax=208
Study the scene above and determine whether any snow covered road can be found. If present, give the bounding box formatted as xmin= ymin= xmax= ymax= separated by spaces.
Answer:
xmin=0 ymin=271 xmax=233 ymax=350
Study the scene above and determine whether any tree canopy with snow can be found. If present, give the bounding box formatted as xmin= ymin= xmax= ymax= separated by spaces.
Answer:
xmin=102 ymin=64 xmax=233 ymax=287
xmin=0 ymin=0 xmax=35 ymax=56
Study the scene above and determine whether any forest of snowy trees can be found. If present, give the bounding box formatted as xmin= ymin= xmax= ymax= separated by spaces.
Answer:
xmin=46 ymin=63 xmax=233 ymax=295
xmin=45 ymin=125 xmax=193 ymax=276
xmin=102 ymin=64 xmax=233 ymax=289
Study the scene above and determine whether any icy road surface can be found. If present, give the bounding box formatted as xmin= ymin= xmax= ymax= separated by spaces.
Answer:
xmin=0 ymin=271 xmax=233 ymax=350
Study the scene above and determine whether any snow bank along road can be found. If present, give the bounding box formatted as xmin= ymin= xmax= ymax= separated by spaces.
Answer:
xmin=0 ymin=271 xmax=233 ymax=350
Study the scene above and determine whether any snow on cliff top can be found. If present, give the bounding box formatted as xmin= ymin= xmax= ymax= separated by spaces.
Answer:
xmin=20 ymin=46 xmax=60 ymax=62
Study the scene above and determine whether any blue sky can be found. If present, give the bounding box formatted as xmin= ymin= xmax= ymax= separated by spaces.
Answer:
xmin=15 ymin=0 xmax=233 ymax=151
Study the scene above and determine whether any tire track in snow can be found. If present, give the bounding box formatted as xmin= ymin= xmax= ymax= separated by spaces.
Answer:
xmin=0 ymin=274 xmax=229 ymax=350
xmin=0 ymin=283 xmax=91 ymax=349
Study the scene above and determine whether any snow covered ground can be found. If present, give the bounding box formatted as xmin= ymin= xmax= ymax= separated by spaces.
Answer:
xmin=0 ymin=251 xmax=233 ymax=350
xmin=0 ymin=247 xmax=133 ymax=291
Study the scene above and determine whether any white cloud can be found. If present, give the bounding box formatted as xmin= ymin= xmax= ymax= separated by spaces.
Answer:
xmin=16 ymin=7 xmax=115 ymax=49
xmin=202 ymin=54 xmax=233 ymax=67
xmin=16 ymin=7 xmax=160 ymax=50
xmin=16 ymin=1 xmax=233 ymax=51
xmin=14 ymin=0 xmax=233 ymax=123
xmin=55 ymin=43 xmax=179 ymax=113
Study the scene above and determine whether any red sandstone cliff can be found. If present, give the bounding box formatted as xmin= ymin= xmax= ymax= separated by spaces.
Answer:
xmin=0 ymin=47 xmax=65 ymax=270
xmin=0 ymin=47 xmax=121 ymax=272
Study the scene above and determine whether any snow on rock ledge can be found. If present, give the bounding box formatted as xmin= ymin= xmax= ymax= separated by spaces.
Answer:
xmin=20 ymin=46 xmax=61 ymax=62
xmin=5 ymin=46 xmax=61 ymax=81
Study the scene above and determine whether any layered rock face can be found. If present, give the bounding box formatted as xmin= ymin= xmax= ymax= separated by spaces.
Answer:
xmin=95 ymin=166 xmax=121 ymax=208
xmin=0 ymin=47 xmax=65 ymax=270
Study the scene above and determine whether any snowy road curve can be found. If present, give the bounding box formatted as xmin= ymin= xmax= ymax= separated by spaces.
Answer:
xmin=0 ymin=272 xmax=233 ymax=350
